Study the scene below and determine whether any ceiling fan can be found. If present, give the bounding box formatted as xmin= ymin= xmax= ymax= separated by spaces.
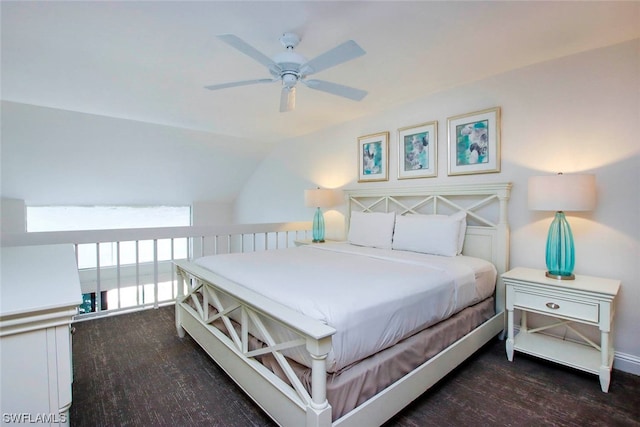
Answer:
xmin=205 ymin=32 xmax=368 ymax=112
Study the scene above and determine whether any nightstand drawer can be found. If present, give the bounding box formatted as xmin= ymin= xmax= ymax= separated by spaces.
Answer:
xmin=513 ymin=290 xmax=599 ymax=323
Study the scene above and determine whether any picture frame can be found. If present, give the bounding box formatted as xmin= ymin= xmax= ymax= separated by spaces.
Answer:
xmin=447 ymin=107 xmax=501 ymax=176
xmin=397 ymin=121 xmax=437 ymax=179
xmin=358 ymin=131 xmax=389 ymax=182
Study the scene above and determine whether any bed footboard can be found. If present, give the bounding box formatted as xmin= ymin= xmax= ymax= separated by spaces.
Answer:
xmin=174 ymin=260 xmax=336 ymax=427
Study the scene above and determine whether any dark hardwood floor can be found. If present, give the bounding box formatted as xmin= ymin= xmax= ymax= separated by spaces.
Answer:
xmin=70 ymin=306 xmax=640 ymax=426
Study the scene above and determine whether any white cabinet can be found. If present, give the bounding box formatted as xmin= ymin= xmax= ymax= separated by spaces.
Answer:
xmin=1 ymin=245 xmax=81 ymax=426
xmin=503 ymin=267 xmax=620 ymax=392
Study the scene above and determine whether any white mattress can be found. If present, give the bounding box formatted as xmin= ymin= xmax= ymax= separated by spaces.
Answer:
xmin=194 ymin=242 xmax=496 ymax=373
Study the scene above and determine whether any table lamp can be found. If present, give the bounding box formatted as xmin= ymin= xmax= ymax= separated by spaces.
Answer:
xmin=528 ymin=173 xmax=596 ymax=280
xmin=304 ymin=188 xmax=335 ymax=243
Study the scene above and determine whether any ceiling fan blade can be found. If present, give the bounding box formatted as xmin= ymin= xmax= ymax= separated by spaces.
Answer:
xmin=300 ymin=40 xmax=365 ymax=76
xmin=280 ymin=86 xmax=296 ymax=112
xmin=217 ymin=34 xmax=280 ymax=73
xmin=303 ymin=79 xmax=367 ymax=101
xmin=204 ymin=78 xmax=276 ymax=91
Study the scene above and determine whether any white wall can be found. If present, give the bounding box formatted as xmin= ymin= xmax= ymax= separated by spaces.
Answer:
xmin=235 ymin=40 xmax=640 ymax=372
xmin=0 ymin=198 xmax=26 ymax=232
xmin=192 ymin=199 xmax=234 ymax=226
xmin=0 ymin=102 xmax=273 ymax=217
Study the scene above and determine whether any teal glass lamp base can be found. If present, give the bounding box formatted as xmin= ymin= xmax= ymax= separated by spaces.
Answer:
xmin=545 ymin=211 xmax=575 ymax=280
xmin=312 ymin=207 xmax=325 ymax=243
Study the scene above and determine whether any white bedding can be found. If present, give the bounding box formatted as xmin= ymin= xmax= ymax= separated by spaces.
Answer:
xmin=194 ymin=242 xmax=496 ymax=373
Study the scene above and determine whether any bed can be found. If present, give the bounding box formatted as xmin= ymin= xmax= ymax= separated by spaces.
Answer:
xmin=175 ymin=183 xmax=512 ymax=426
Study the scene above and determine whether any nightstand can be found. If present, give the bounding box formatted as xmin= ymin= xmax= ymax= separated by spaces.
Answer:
xmin=503 ymin=267 xmax=620 ymax=392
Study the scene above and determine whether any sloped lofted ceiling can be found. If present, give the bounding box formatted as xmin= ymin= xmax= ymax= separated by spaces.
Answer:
xmin=2 ymin=1 xmax=639 ymax=144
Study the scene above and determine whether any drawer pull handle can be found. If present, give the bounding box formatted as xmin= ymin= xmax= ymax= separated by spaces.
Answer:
xmin=546 ymin=302 xmax=560 ymax=310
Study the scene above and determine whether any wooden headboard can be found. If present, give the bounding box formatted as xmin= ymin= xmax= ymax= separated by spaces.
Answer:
xmin=343 ymin=182 xmax=512 ymax=312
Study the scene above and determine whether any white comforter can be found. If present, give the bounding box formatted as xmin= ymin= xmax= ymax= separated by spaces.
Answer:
xmin=194 ymin=242 xmax=495 ymax=373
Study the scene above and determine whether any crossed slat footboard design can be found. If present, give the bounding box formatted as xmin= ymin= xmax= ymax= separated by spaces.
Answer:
xmin=174 ymin=260 xmax=335 ymax=426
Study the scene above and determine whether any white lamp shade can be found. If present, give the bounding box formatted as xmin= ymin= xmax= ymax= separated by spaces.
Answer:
xmin=304 ymin=188 xmax=336 ymax=208
xmin=528 ymin=174 xmax=596 ymax=212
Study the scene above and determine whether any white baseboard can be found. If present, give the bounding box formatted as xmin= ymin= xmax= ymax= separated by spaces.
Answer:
xmin=614 ymin=351 xmax=640 ymax=376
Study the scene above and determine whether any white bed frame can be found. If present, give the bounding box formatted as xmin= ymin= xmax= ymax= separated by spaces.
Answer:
xmin=175 ymin=182 xmax=511 ymax=427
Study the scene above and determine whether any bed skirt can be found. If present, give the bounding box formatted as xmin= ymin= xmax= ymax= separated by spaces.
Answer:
xmin=191 ymin=296 xmax=494 ymax=421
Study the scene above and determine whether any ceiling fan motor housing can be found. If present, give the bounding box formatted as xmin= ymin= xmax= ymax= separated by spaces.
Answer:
xmin=272 ymin=48 xmax=306 ymax=86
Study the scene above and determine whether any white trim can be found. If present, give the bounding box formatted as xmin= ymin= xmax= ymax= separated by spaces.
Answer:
xmin=614 ymin=352 xmax=640 ymax=376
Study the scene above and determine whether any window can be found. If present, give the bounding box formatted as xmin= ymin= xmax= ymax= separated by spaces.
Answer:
xmin=27 ymin=205 xmax=191 ymax=231
xmin=26 ymin=206 xmax=191 ymax=312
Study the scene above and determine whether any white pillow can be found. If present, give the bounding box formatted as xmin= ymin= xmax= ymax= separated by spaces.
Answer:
xmin=435 ymin=211 xmax=467 ymax=255
xmin=392 ymin=212 xmax=467 ymax=257
xmin=348 ymin=211 xmax=396 ymax=249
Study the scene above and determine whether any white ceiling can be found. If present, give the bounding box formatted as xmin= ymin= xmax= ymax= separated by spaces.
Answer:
xmin=2 ymin=1 xmax=639 ymax=143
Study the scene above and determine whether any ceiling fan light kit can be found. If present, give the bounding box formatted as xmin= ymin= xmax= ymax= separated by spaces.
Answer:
xmin=282 ymin=73 xmax=298 ymax=88
xmin=206 ymin=32 xmax=368 ymax=112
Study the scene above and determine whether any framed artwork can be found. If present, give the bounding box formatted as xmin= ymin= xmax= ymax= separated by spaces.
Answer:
xmin=358 ymin=131 xmax=389 ymax=182
xmin=397 ymin=121 xmax=437 ymax=179
xmin=447 ymin=107 xmax=501 ymax=176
